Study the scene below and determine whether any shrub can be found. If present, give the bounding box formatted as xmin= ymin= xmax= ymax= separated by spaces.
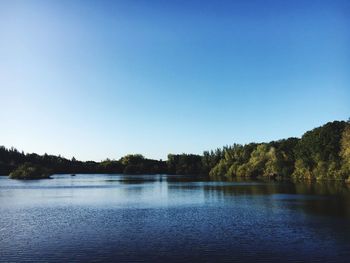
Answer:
xmin=9 ymin=163 xmax=52 ymax=180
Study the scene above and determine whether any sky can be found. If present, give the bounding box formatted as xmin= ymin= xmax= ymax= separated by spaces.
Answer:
xmin=0 ymin=0 xmax=349 ymax=161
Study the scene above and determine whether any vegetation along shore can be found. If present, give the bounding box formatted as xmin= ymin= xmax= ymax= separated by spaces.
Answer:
xmin=1 ymin=120 xmax=349 ymax=181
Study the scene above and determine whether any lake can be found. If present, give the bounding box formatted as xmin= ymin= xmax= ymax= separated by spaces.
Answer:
xmin=0 ymin=174 xmax=350 ymax=263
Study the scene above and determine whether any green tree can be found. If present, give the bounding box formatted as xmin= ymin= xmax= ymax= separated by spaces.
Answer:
xmin=9 ymin=162 xmax=52 ymax=180
xmin=340 ymin=123 xmax=350 ymax=179
xmin=293 ymin=121 xmax=347 ymax=180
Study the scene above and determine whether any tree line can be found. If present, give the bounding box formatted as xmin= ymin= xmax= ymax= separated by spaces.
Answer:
xmin=1 ymin=120 xmax=349 ymax=180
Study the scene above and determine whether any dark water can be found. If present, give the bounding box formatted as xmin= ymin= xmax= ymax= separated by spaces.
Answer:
xmin=1 ymin=174 xmax=350 ymax=263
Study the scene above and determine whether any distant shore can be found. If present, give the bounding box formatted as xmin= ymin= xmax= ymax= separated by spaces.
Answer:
xmin=1 ymin=120 xmax=350 ymax=182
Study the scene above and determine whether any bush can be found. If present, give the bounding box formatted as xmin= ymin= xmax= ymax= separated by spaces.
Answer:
xmin=9 ymin=163 xmax=52 ymax=180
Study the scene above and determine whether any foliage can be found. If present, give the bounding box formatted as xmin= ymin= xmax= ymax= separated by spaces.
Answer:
xmin=9 ymin=162 xmax=52 ymax=180
xmin=0 ymin=147 xmax=166 ymax=176
xmin=120 ymin=154 xmax=167 ymax=175
xmin=292 ymin=121 xmax=348 ymax=180
xmin=340 ymin=123 xmax=350 ymax=180
xmin=167 ymin=154 xmax=203 ymax=175
xmin=1 ymin=120 xmax=349 ymax=181
xmin=208 ymin=121 xmax=349 ymax=181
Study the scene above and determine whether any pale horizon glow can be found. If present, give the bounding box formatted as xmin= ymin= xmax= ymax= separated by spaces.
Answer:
xmin=0 ymin=0 xmax=349 ymax=161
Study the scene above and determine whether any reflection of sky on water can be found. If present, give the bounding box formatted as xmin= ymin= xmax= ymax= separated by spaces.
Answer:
xmin=1 ymin=175 xmax=350 ymax=217
xmin=1 ymin=174 xmax=350 ymax=262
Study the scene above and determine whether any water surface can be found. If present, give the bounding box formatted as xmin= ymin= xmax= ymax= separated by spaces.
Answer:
xmin=1 ymin=174 xmax=350 ymax=262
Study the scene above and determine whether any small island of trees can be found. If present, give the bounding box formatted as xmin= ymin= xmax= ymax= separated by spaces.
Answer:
xmin=9 ymin=163 xmax=52 ymax=180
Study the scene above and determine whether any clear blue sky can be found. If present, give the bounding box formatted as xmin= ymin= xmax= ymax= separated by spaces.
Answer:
xmin=0 ymin=0 xmax=349 ymax=161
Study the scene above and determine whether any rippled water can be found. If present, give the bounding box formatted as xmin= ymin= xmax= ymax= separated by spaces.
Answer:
xmin=1 ymin=174 xmax=350 ymax=263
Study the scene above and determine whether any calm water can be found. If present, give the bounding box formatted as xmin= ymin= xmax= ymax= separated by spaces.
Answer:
xmin=1 ymin=174 xmax=350 ymax=263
